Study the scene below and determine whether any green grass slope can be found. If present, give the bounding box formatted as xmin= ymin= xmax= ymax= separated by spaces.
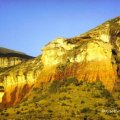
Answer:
xmin=0 ymin=77 xmax=120 ymax=120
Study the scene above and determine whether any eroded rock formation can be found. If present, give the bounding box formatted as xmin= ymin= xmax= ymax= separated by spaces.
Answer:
xmin=38 ymin=17 xmax=120 ymax=91
xmin=0 ymin=47 xmax=33 ymax=68
xmin=0 ymin=57 xmax=26 ymax=68
xmin=0 ymin=47 xmax=34 ymax=106
xmin=0 ymin=16 xmax=120 ymax=108
xmin=0 ymin=56 xmax=42 ymax=107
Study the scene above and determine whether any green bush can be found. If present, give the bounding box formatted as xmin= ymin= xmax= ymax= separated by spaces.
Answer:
xmin=5 ymin=113 xmax=9 ymax=116
xmin=92 ymin=92 xmax=102 ymax=98
xmin=61 ymin=103 xmax=67 ymax=106
xmin=80 ymin=107 xmax=91 ymax=113
xmin=81 ymin=100 xmax=85 ymax=104
xmin=105 ymin=98 xmax=116 ymax=107
xmin=101 ymin=89 xmax=112 ymax=98
xmin=64 ymin=77 xmax=79 ymax=86
xmin=49 ymin=77 xmax=79 ymax=93
xmin=47 ymin=110 xmax=53 ymax=113
xmin=33 ymin=96 xmax=40 ymax=102
xmin=16 ymin=111 xmax=20 ymax=114
xmin=1 ymin=112 xmax=4 ymax=115
xmin=94 ymin=81 xmax=105 ymax=90
xmin=49 ymin=80 xmax=62 ymax=93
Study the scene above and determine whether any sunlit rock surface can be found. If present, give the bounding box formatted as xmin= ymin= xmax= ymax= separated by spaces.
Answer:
xmin=39 ymin=17 xmax=120 ymax=91
xmin=1 ymin=16 xmax=120 ymax=108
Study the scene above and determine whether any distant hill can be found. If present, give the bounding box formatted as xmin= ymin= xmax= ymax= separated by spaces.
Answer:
xmin=0 ymin=47 xmax=34 ymax=69
xmin=0 ymin=47 xmax=33 ymax=58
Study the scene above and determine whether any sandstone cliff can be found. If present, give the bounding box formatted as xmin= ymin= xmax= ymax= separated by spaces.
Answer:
xmin=0 ymin=47 xmax=34 ymax=104
xmin=38 ymin=17 xmax=120 ymax=91
xmin=0 ymin=56 xmax=42 ymax=107
xmin=0 ymin=47 xmax=33 ymax=68
xmin=0 ymin=16 xmax=120 ymax=107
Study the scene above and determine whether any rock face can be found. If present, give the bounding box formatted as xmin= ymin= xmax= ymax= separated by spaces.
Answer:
xmin=0 ymin=16 xmax=120 ymax=108
xmin=39 ymin=17 xmax=120 ymax=91
xmin=0 ymin=47 xmax=35 ymax=106
xmin=0 ymin=57 xmax=26 ymax=68
xmin=0 ymin=47 xmax=33 ymax=68
xmin=40 ymin=39 xmax=115 ymax=91
xmin=0 ymin=56 xmax=42 ymax=107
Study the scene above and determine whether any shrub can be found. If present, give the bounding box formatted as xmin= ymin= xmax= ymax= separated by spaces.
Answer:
xmin=16 ymin=111 xmax=20 ymax=114
xmin=105 ymin=98 xmax=116 ymax=107
xmin=59 ymin=87 xmax=67 ymax=92
xmin=1 ymin=112 xmax=4 ymax=115
xmin=80 ymin=107 xmax=91 ymax=113
xmin=61 ymin=103 xmax=68 ymax=106
xmin=92 ymin=92 xmax=102 ymax=98
xmin=71 ymin=111 xmax=75 ymax=117
xmin=0 ymin=109 xmax=2 ymax=112
xmin=15 ymin=105 xmax=20 ymax=108
xmin=0 ymin=86 xmax=4 ymax=92
xmin=94 ymin=81 xmax=105 ymax=90
xmin=49 ymin=77 xmax=79 ymax=93
xmin=49 ymin=80 xmax=62 ymax=93
xmin=33 ymin=96 xmax=40 ymax=102
xmin=61 ymin=96 xmax=71 ymax=100
xmin=47 ymin=110 xmax=53 ymax=113
xmin=101 ymin=89 xmax=112 ymax=98
xmin=64 ymin=77 xmax=79 ymax=86
xmin=83 ymin=115 xmax=88 ymax=120
xmin=5 ymin=113 xmax=9 ymax=116
xmin=81 ymin=100 xmax=85 ymax=104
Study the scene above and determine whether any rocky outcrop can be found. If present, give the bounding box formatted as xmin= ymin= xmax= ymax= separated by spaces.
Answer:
xmin=38 ymin=17 xmax=120 ymax=91
xmin=38 ymin=38 xmax=116 ymax=91
xmin=0 ymin=56 xmax=42 ymax=107
xmin=1 ymin=16 xmax=120 ymax=108
xmin=0 ymin=57 xmax=27 ymax=68
xmin=41 ymin=38 xmax=75 ymax=66
xmin=0 ymin=47 xmax=33 ymax=68
xmin=0 ymin=47 xmax=35 ymax=106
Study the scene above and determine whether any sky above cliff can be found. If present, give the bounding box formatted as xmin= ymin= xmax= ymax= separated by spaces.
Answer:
xmin=0 ymin=0 xmax=120 ymax=56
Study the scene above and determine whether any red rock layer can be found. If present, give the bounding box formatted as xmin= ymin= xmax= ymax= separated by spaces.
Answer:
xmin=0 ymin=60 xmax=116 ymax=108
xmin=0 ymin=84 xmax=34 ymax=108
xmin=37 ymin=61 xmax=116 ymax=91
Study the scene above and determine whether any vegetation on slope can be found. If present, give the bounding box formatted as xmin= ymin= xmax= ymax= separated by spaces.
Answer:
xmin=0 ymin=77 xmax=120 ymax=120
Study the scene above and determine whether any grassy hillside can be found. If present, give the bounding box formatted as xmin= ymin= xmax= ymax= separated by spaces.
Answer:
xmin=0 ymin=77 xmax=120 ymax=120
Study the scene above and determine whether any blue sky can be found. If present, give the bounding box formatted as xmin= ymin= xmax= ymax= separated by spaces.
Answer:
xmin=0 ymin=0 xmax=120 ymax=56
